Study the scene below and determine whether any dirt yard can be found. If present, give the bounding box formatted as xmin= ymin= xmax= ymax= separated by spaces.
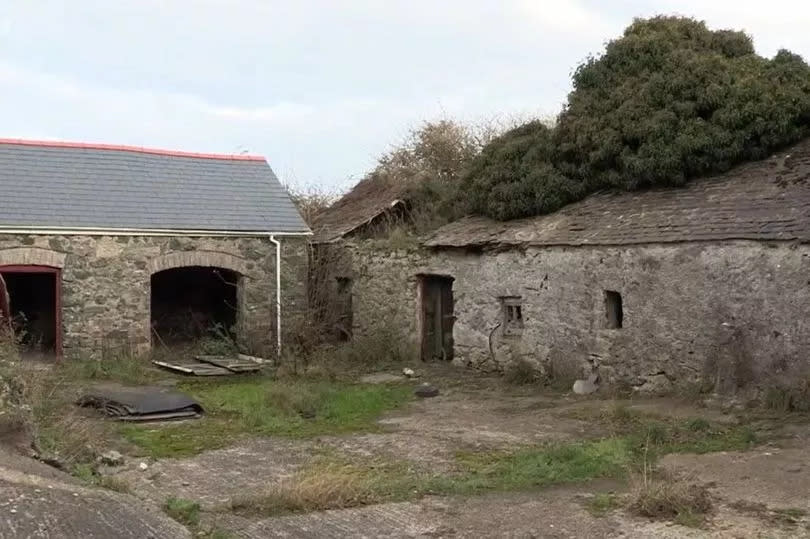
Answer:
xmin=75 ymin=364 xmax=810 ymax=539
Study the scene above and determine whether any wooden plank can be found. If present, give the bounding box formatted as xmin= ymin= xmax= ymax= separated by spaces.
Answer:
xmin=195 ymin=355 xmax=262 ymax=373
xmin=238 ymin=353 xmax=269 ymax=364
xmin=152 ymin=360 xmax=194 ymax=373
xmin=152 ymin=360 xmax=233 ymax=376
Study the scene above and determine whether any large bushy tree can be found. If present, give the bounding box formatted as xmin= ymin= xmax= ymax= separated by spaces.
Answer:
xmin=463 ymin=16 xmax=810 ymax=221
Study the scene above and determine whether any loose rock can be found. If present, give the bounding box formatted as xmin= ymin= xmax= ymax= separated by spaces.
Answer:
xmin=415 ymin=383 xmax=439 ymax=398
xmin=633 ymin=373 xmax=673 ymax=395
xmin=98 ymin=450 xmax=125 ymax=467
xmin=573 ymin=372 xmax=599 ymax=395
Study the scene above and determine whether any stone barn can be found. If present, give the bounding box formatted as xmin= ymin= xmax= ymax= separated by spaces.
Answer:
xmin=313 ymin=139 xmax=810 ymax=392
xmin=0 ymin=139 xmax=310 ymax=360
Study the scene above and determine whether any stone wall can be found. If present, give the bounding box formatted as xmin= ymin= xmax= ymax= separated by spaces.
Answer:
xmin=0 ymin=234 xmax=308 ymax=359
xmin=332 ymin=239 xmax=810 ymax=391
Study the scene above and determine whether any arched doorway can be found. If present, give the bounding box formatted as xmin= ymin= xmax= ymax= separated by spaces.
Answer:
xmin=0 ymin=265 xmax=61 ymax=358
xmin=150 ymin=266 xmax=241 ymax=346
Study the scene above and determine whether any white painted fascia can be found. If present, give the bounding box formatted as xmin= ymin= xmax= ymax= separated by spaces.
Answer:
xmin=0 ymin=226 xmax=312 ymax=238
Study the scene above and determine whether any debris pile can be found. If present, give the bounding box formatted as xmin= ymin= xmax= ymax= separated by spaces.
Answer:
xmin=77 ymin=384 xmax=203 ymax=421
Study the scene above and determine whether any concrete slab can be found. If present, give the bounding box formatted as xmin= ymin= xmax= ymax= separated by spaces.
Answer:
xmin=0 ymin=449 xmax=189 ymax=539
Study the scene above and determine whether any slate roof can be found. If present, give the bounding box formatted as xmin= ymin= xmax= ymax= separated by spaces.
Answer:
xmin=0 ymin=139 xmax=310 ymax=235
xmin=425 ymin=138 xmax=810 ymax=248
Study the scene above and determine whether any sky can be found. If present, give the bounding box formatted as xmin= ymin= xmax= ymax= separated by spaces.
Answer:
xmin=1 ymin=1 xmax=808 ymax=192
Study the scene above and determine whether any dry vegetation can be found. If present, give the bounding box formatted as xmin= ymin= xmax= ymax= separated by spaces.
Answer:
xmin=0 ymin=338 xmax=116 ymax=473
xmin=289 ymin=116 xmax=534 ymax=241
xmin=286 ymin=184 xmax=340 ymax=228
xmin=229 ymin=457 xmax=407 ymax=515
xmin=629 ymin=475 xmax=713 ymax=527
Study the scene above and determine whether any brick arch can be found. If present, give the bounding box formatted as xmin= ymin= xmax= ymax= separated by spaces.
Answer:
xmin=0 ymin=247 xmax=66 ymax=268
xmin=148 ymin=251 xmax=250 ymax=277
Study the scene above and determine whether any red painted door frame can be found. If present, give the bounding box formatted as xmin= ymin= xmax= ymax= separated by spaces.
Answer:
xmin=0 ymin=265 xmax=63 ymax=359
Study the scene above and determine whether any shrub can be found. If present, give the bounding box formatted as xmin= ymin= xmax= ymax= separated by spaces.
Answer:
xmin=287 ymin=185 xmax=340 ymax=228
xmin=462 ymin=16 xmax=810 ymax=220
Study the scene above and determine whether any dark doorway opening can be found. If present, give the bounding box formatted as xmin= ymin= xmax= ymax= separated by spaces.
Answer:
xmin=150 ymin=266 xmax=240 ymax=345
xmin=0 ymin=268 xmax=59 ymax=355
xmin=419 ymin=275 xmax=455 ymax=361
xmin=335 ymin=277 xmax=353 ymax=341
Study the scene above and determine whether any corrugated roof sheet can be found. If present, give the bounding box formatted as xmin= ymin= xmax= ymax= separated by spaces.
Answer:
xmin=0 ymin=140 xmax=310 ymax=234
xmin=425 ymin=138 xmax=810 ymax=248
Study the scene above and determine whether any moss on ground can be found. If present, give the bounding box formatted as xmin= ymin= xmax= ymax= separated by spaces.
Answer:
xmin=121 ymin=377 xmax=413 ymax=458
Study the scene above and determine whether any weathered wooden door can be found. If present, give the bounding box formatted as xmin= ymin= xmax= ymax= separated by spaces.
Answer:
xmin=420 ymin=275 xmax=454 ymax=361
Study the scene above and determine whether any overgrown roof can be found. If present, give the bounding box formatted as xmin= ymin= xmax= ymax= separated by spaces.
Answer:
xmin=311 ymin=177 xmax=413 ymax=242
xmin=425 ymin=138 xmax=810 ymax=248
xmin=0 ymin=139 xmax=310 ymax=235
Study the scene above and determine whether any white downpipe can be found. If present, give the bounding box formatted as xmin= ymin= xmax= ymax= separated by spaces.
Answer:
xmin=269 ymin=235 xmax=282 ymax=357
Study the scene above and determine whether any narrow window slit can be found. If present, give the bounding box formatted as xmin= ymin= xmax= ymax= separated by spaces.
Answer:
xmin=604 ymin=290 xmax=623 ymax=329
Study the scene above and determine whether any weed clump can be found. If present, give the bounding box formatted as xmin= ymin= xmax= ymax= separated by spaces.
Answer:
xmin=584 ymin=492 xmax=622 ymax=516
xmin=230 ymin=457 xmax=421 ymax=516
xmin=762 ymin=383 xmax=810 ymax=413
xmin=232 ymin=463 xmax=375 ymax=515
xmin=72 ymin=463 xmax=132 ymax=493
xmin=163 ymin=497 xmax=202 ymax=527
xmin=629 ymin=476 xmax=713 ymax=528
xmin=504 ymin=358 xmax=542 ymax=385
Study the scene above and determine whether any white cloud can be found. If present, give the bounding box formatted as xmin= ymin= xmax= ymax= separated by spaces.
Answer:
xmin=0 ymin=1 xmax=808 ymax=189
xmin=516 ymin=0 xmax=616 ymax=35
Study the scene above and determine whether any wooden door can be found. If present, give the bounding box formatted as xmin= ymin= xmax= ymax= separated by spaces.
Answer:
xmin=420 ymin=276 xmax=454 ymax=361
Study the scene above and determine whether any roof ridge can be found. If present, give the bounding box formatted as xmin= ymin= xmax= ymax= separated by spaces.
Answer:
xmin=0 ymin=138 xmax=266 ymax=162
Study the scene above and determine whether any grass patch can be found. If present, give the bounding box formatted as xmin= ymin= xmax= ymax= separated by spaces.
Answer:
xmin=444 ymin=437 xmax=632 ymax=494
xmin=626 ymin=421 xmax=756 ymax=457
xmin=568 ymin=403 xmax=757 ymax=456
xmin=685 ymin=418 xmax=711 ymax=432
xmin=121 ymin=377 xmax=412 ymax=458
xmin=234 ymin=438 xmax=635 ymax=517
xmin=163 ymin=497 xmax=202 ymax=527
xmin=228 ymin=406 xmax=760 ymax=518
xmin=58 ymin=356 xmax=159 ymax=386
xmin=584 ymin=493 xmax=622 ymax=516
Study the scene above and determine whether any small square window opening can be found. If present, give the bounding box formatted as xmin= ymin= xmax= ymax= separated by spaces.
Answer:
xmin=501 ymin=297 xmax=524 ymax=335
